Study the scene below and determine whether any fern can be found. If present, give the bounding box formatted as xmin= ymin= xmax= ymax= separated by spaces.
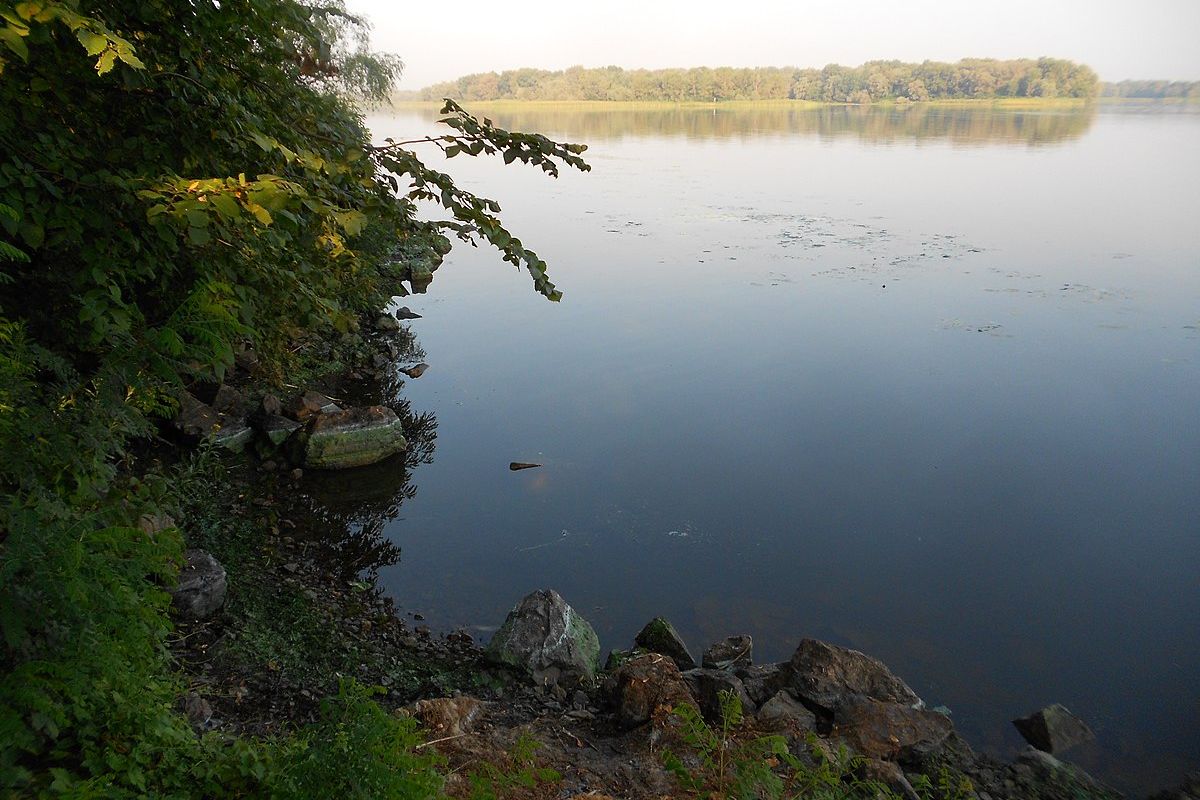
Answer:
xmin=661 ymin=691 xmax=974 ymax=800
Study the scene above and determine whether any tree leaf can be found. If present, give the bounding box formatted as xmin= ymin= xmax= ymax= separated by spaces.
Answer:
xmin=95 ymin=49 xmax=116 ymax=75
xmin=245 ymin=203 xmax=272 ymax=225
xmin=209 ymin=193 xmax=240 ymax=219
xmin=75 ymin=29 xmax=108 ymax=56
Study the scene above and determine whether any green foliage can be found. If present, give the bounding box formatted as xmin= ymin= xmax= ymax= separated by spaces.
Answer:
xmin=909 ymin=767 xmax=976 ymax=800
xmin=373 ymin=100 xmax=589 ymax=301
xmin=276 ymin=679 xmax=445 ymax=800
xmin=0 ymin=1 xmax=588 ymax=796
xmin=0 ymin=486 xmax=186 ymax=795
xmin=662 ymin=691 xmax=974 ymax=800
xmin=1 ymin=0 xmax=588 ymax=390
xmin=466 ymin=734 xmax=561 ymax=800
xmin=415 ymin=59 xmax=1101 ymax=104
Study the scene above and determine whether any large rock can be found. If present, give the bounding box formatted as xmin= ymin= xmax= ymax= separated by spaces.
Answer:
xmin=292 ymin=406 xmax=406 ymax=469
xmin=211 ymin=384 xmax=251 ymax=417
xmin=607 ymin=653 xmax=695 ymax=730
xmin=786 ymin=639 xmax=922 ymax=713
xmin=736 ymin=662 xmax=786 ymax=706
xmin=172 ymin=550 xmax=227 ymax=620
xmin=856 ymin=759 xmax=921 ymax=800
xmin=485 ymin=589 xmax=601 ymax=687
xmin=209 ymin=417 xmax=253 ymax=453
xmin=682 ymin=668 xmax=756 ymax=725
xmin=1012 ymin=748 xmax=1123 ymax=799
xmin=634 ymin=617 xmax=696 ymax=671
xmin=756 ymin=689 xmax=817 ymax=732
xmin=1012 ymin=703 xmax=1095 ymax=754
xmin=830 ymin=695 xmax=953 ymax=765
xmin=702 ymin=634 xmax=753 ymax=669
xmin=172 ymin=392 xmax=219 ymax=438
xmin=171 ymin=392 xmax=252 ymax=452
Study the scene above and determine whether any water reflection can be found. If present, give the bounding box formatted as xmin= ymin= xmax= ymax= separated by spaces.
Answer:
xmin=364 ymin=104 xmax=1200 ymax=793
xmin=395 ymin=101 xmax=1098 ymax=146
xmin=297 ymin=328 xmax=438 ymax=581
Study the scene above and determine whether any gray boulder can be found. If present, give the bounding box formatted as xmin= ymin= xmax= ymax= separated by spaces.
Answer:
xmin=682 ymin=668 xmax=756 ymax=725
xmin=211 ymin=384 xmax=251 ymax=417
xmin=634 ymin=617 xmax=696 ymax=671
xmin=702 ymin=634 xmax=753 ymax=670
xmin=209 ymin=417 xmax=253 ymax=453
xmin=1012 ymin=703 xmax=1095 ymax=754
xmin=172 ymin=549 xmax=227 ymax=620
xmin=1013 ymin=748 xmax=1122 ymax=799
xmin=375 ymin=314 xmax=401 ymax=332
xmin=786 ymin=638 xmax=922 ymax=713
xmin=172 ymin=392 xmax=219 ymax=438
xmin=756 ymin=689 xmax=817 ymax=732
xmin=292 ymin=406 xmax=406 ymax=469
xmin=485 ymin=589 xmax=601 ymax=687
xmin=736 ymin=662 xmax=786 ymax=706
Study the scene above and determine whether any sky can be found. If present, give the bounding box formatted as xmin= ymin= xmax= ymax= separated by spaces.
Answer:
xmin=344 ymin=0 xmax=1200 ymax=89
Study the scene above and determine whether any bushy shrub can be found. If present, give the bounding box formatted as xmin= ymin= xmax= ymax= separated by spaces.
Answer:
xmin=0 ymin=1 xmax=587 ymax=795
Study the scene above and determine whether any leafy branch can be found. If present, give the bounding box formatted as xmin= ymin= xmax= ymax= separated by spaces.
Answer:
xmin=0 ymin=1 xmax=143 ymax=74
xmin=372 ymin=99 xmax=591 ymax=301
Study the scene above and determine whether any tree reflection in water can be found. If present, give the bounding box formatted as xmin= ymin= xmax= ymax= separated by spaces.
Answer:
xmin=397 ymin=101 xmax=1098 ymax=148
xmin=294 ymin=325 xmax=437 ymax=582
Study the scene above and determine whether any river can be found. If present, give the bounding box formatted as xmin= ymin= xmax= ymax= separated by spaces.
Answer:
xmin=342 ymin=102 xmax=1199 ymax=792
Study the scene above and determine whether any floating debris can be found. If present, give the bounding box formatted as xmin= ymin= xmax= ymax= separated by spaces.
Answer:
xmin=509 ymin=462 xmax=542 ymax=471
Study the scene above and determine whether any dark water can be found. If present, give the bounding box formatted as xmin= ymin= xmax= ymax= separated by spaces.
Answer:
xmin=346 ymin=103 xmax=1199 ymax=791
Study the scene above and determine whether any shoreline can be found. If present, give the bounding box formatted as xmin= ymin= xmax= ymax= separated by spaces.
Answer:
xmin=385 ymin=97 xmax=1104 ymax=111
xmin=164 ymin=321 xmax=1188 ymax=799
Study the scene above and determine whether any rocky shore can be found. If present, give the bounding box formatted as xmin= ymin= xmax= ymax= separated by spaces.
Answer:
xmin=162 ymin=309 xmax=1195 ymax=800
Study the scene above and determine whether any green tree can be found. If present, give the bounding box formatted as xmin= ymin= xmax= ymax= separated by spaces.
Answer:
xmin=413 ymin=59 xmax=1101 ymax=104
xmin=0 ymin=1 xmax=588 ymax=794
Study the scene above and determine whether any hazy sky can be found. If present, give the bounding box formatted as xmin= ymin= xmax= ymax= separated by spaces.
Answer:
xmin=345 ymin=0 xmax=1200 ymax=89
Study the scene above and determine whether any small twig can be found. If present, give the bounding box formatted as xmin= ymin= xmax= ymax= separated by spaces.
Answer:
xmin=371 ymin=134 xmax=482 ymax=152
xmin=415 ymin=732 xmax=471 ymax=749
xmin=561 ymin=725 xmax=599 ymax=752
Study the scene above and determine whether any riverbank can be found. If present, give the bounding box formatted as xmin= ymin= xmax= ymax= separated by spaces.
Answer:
xmin=158 ymin=315 xmax=1194 ymax=799
xmin=387 ymin=97 xmax=1095 ymax=112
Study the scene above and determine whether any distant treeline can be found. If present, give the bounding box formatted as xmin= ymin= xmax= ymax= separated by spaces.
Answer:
xmin=411 ymin=59 xmax=1101 ymax=103
xmin=1100 ymin=80 xmax=1200 ymax=99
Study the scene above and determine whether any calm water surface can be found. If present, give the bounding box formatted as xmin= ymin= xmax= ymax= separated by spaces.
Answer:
xmin=346 ymin=104 xmax=1198 ymax=791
